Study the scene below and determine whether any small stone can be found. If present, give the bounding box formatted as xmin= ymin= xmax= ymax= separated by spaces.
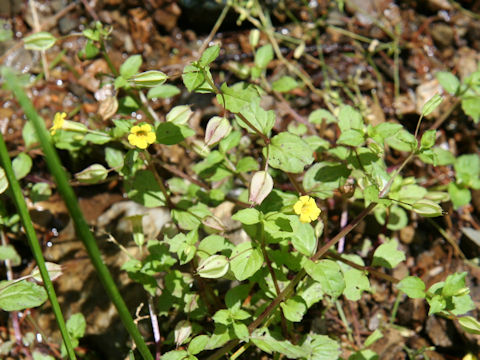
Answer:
xmin=58 ymin=15 xmax=79 ymax=35
xmin=400 ymin=225 xmax=415 ymax=244
xmin=431 ymin=23 xmax=454 ymax=49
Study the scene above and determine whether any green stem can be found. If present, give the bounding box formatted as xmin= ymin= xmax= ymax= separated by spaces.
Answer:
xmin=0 ymin=135 xmax=77 ymax=359
xmin=3 ymin=68 xmax=153 ymax=360
xmin=389 ymin=292 xmax=403 ymax=324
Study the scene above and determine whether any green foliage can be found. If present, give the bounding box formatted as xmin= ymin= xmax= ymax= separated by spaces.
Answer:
xmin=4 ymin=19 xmax=478 ymax=358
xmin=0 ymin=280 xmax=47 ymax=311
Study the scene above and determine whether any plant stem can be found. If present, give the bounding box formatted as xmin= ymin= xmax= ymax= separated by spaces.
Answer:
xmin=3 ymin=68 xmax=153 ymax=360
xmin=0 ymin=133 xmax=77 ymax=359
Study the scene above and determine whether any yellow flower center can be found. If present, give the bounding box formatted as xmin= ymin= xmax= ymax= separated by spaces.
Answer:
xmin=293 ymin=195 xmax=321 ymax=223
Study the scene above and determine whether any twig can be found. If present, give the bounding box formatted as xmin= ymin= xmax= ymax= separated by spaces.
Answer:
xmin=29 ymin=0 xmax=49 ymax=80
xmin=197 ymin=5 xmax=231 ymax=58
xmin=148 ymin=296 xmax=161 ymax=360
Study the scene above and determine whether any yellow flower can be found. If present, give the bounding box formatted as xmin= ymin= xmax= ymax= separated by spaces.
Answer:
xmin=128 ymin=123 xmax=156 ymax=149
xmin=50 ymin=112 xmax=66 ymax=135
xmin=294 ymin=195 xmax=321 ymax=223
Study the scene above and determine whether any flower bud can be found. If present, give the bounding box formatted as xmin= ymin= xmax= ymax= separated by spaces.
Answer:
xmin=75 ymin=164 xmax=108 ymax=184
xmin=412 ymin=199 xmax=443 ymax=217
xmin=249 ymin=29 xmax=260 ymax=48
xmin=249 ymin=171 xmax=273 ymax=205
xmin=31 ymin=262 xmax=62 ymax=283
xmin=205 ymin=116 xmax=232 ymax=146
xmin=197 ymin=255 xmax=229 ymax=279
xmin=174 ymin=320 xmax=192 ymax=347
xmin=129 ymin=70 xmax=168 ymax=87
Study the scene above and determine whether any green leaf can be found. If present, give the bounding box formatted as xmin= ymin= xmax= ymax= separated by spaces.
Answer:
xmin=436 ymin=71 xmax=460 ymax=95
xmin=462 ymin=96 xmax=480 ymax=123
xmin=374 ymin=205 xmax=408 ymax=231
xmin=0 ymin=280 xmax=47 ymax=311
xmin=197 ymin=255 xmax=229 ymax=278
xmin=147 ymin=84 xmax=181 ymax=99
xmin=84 ymin=132 xmax=111 ymax=145
xmin=297 ymin=280 xmax=323 ymax=308
xmin=337 ymin=129 xmax=365 ymax=147
xmin=217 ymin=82 xmax=259 ymax=113
xmin=397 ymin=276 xmax=425 ymax=299
xmin=24 ymin=32 xmax=56 ymax=51
xmin=171 ymin=202 xmax=211 ymax=230
xmin=372 ymin=238 xmax=405 ymax=269
xmin=448 ymin=182 xmax=471 ymax=209
xmin=458 ymin=316 xmax=480 ymax=335
xmin=308 ymin=109 xmax=336 ymax=124
xmin=225 ymin=284 xmax=251 ymax=309
xmin=349 ymin=349 xmax=379 ymax=360
xmin=67 ymin=313 xmax=86 ymax=339
xmin=280 ymin=296 xmax=307 ymax=322
xmin=120 ymin=54 xmax=142 ymax=78
xmin=199 ymin=45 xmax=220 ymax=67
xmin=427 ymin=294 xmax=446 ymax=315
xmin=272 ymin=76 xmax=298 ymax=92
xmin=233 ymin=322 xmax=249 ymax=340
xmin=182 ymin=64 xmax=214 ymax=93
xmin=161 ymin=350 xmax=189 ymax=360
xmin=368 ymin=122 xmax=403 ymax=142
xmin=338 ymin=105 xmax=363 ymax=131
xmin=156 ymin=123 xmax=195 ymax=145
xmin=22 ymin=121 xmax=38 ymax=148
xmin=188 ymin=335 xmax=210 ymax=355
xmin=12 ymin=152 xmax=32 ymax=180
xmin=198 ymin=235 xmax=233 ymax=256
xmin=255 ymin=44 xmax=274 ymax=69
xmin=126 ymin=170 xmax=166 ymax=207
xmin=364 ymin=329 xmax=383 ymax=347
xmin=265 ymin=132 xmax=314 ymax=173
xmin=0 ymin=245 xmax=21 ymax=266
xmin=420 ymin=129 xmax=436 ymax=150
xmin=303 ymin=161 xmax=350 ymax=199
xmin=219 ymin=131 xmax=241 ymax=154
xmin=301 ymin=334 xmax=341 ymax=360
xmin=250 ymin=328 xmax=307 ymax=359
xmin=251 ymin=329 xmax=308 ymax=358
xmin=33 ymin=352 xmax=55 ymax=360
xmin=105 ymin=147 xmax=124 ymax=169
xmin=305 ymin=259 xmax=345 ymax=298
xmin=385 ymin=129 xmax=417 ymax=152
xmin=442 ymin=272 xmax=467 ymax=297
xmin=230 ymin=242 xmax=263 ymax=281
xmin=232 ymin=208 xmax=261 ymax=225
xmin=451 ymin=292 xmax=475 ymax=315
xmin=235 ymin=99 xmax=276 ymax=136
xmin=343 ymin=268 xmax=370 ymax=301
xmin=455 ymin=154 xmax=480 ymax=186
xmin=236 ymin=156 xmax=258 ymax=173
xmin=291 ymin=220 xmax=317 ymax=257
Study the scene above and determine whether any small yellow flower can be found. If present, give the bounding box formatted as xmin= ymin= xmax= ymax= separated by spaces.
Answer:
xmin=294 ymin=195 xmax=321 ymax=223
xmin=50 ymin=112 xmax=66 ymax=135
xmin=128 ymin=123 xmax=156 ymax=149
